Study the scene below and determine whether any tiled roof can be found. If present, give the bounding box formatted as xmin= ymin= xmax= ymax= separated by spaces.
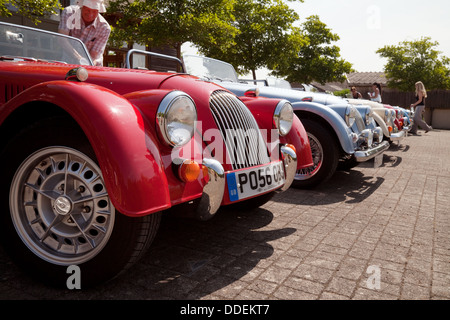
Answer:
xmin=346 ymin=72 xmax=387 ymax=85
xmin=310 ymin=81 xmax=348 ymax=92
xmin=291 ymin=72 xmax=388 ymax=92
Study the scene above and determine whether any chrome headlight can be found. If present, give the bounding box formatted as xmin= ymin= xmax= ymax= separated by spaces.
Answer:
xmin=156 ymin=91 xmax=197 ymax=147
xmin=345 ymin=106 xmax=356 ymax=128
xmin=365 ymin=108 xmax=374 ymax=126
xmin=384 ymin=109 xmax=390 ymax=122
xmin=402 ymin=116 xmax=410 ymax=126
xmin=360 ymin=129 xmax=373 ymax=148
xmin=274 ymin=100 xmax=294 ymax=136
xmin=384 ymin=109 xmax=395 ymax=125
xmin=373 ymin=127 xmax=383 ymax=143
xmin=390 ymin=110 xmax=396 ymax=126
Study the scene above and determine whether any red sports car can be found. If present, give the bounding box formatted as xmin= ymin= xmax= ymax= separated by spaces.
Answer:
xmin=0 ymin=22 xmax=312 ymax=287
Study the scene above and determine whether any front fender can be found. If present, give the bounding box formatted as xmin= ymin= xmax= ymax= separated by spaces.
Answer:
xmin=280 ymin=115 xmax=313 ymax=170
xmin=292 ymin=101 xmax=355 ymax=154
xmin=240 ymin=96 xmax=313 ymax=170
xmin=1 ymin=81 xmax=171 ymax=217
xmin=124 ymin=89 xmax=206 ymax=206
xmin=372 ymin=112 xmax=390 ymax=138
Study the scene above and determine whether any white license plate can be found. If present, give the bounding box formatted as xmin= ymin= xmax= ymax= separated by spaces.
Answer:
xmin=227 ymin=162 xmax=285 ymax=202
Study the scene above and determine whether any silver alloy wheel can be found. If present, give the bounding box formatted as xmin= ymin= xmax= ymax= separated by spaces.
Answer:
xmin=9 ymin=147 xmax=115 ymax=265
xmin=295 ymin=133 xmax=324 ymax=180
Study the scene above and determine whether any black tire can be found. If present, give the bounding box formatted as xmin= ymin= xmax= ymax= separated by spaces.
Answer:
xmin=292 ymin=118 xmax=339 ymax=188
xmin=0 ymin=118 xmax=161 ymax=288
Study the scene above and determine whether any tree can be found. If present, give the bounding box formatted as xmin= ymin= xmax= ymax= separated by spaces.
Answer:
xmin=270 ymin=15 xmax=353 ymax=85
xmin=107 ymin=0 xmax=238 ymax=57
xmin=194 ymin=0 xmax=304 ymax=80
xmin=0 ymin=0 xmax=60 ymax=24
xmin=377 ymin=37 xmax=450 ymax=91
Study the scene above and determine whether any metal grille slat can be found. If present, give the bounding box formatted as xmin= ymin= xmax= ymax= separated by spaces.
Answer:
xmin=216 ymin=93 xmax=252 ymax=168
xmin=209 ymin=91 xmax=270 ymax=170
xmin=211 ymin=96 xmax=247 ymax=168
xmin=213 ymin=92 xmax=251 ymax=169
xmin=222 ymin=93 xmax=268 ymax=168
xmin=221 ymin=93 xmax=260 ymax=167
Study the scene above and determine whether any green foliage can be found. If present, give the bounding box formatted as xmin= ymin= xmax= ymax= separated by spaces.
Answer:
xmin=107 ymin=0 xmax=350 ymax=83
xmin=271 ymin=15 xmax=353 ymax=84
xmin=0 ymin=0 xmax=61 ymax=24
xmin=195 ymin=0 xmax=304 ymax=79
xmin=377 ymin=37 xmax=450 ymax=91
xmin=333 ymin=89 xmax=350 ymax=97
xmin=108 ymin=0 xmax=305 ymax=78
xmin=108 ymin=0 xmax=238 ymax=52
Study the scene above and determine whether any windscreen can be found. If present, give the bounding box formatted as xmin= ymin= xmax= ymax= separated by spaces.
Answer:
xmin=183 ymin=55 xmax=238 ymax=82
xmin=0 ymin=22 xmax=92 ymax=65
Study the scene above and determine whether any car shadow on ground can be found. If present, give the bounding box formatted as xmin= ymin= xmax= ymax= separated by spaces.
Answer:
xmin=275 ymin=168 xmax=385 ymax=208
xmin=0 ymin=205 xmax=296 ymax=300
xmin=0 ymin=142 xmax=408 ymax=299
xmin=93 ymin=207 xmax=297 ymax=300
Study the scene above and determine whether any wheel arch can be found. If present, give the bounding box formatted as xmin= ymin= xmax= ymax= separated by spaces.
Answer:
xmin=0 ymin=81 xmax=172 ymax=217
xmin=0 ymin=101 xmax=75 ymax=152
xmin=372 ymin=111 xmax=390 ymax=138
xmin=294 ymin=110 xmax=345 ymax=156
xmin=0 ymin=109 xmax=163 ymax=286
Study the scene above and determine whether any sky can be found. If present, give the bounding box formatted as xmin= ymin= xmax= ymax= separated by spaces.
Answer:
xmin=288 ymin=0 xmax=450 ymax=72
xmin=182 ymin=0 xmax=450 ymax=78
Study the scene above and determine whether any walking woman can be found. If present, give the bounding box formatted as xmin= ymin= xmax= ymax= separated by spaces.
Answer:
xmin=368 ymin=82 xmax=382 ymax=102
xmin=410 ymin=81 xmax=432 ymax=134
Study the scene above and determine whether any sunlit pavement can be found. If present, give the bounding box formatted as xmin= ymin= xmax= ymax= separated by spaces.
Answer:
xmin=1 ymin=129 xmax=449 ymax=300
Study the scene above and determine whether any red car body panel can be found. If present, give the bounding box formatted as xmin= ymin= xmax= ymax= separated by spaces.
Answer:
xmin=240 ymin=96 xmax=313 ymax=170
xmin=281 ymin=115 xmax=314 ymax=169
xmin=0 ymin=80 xmax=179 ymax=216
xmin=0 ymin=22 xmax=314 ymax=286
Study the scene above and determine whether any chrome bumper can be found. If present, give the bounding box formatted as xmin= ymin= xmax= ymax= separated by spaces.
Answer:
xmin=195 ymin=145 xmax=297 ymax=220
xmin=402 ymin=126 xmax=412 ymax=134
xmin=195 ymin=158 xmax=225 ymax=221
xmin=354 ymin=141 xmax=390 ymax=162
xmin=390 ymin=129 xmax=406 ymax=141
xmin=280 ymin=145 xmax=297 ymax=192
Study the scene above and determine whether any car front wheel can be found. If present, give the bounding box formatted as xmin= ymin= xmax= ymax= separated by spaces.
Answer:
xmin=292 ymin=119 xmax=339 ymax=188
xmin=0 ymin=118 xmax=160 ymax=287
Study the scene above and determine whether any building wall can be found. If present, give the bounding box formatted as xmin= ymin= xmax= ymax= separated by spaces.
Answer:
xmin=424 ymin=109 xmax=450 ymax=130
xmin=347 ymin=85 xmax=450 ymax=130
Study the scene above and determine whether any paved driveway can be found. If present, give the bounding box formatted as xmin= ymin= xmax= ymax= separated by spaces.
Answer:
xmin=1 ymin=130 xmax=449 ymax=300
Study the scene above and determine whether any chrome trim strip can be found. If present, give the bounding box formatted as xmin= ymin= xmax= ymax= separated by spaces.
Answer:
xmin=125 ymin=48 xmax=184 ymax=71
xmin=389 ymin=130 xmax=406 ymax=141
xmin=354 ymin=141 xmax=390 ymax=162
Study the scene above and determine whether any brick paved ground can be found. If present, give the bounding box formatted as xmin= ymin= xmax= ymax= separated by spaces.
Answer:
xmin=0 ymin=129 xmax=449 ymax=300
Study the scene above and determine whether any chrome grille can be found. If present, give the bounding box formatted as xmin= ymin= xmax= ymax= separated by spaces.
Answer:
xmin=210 ymin=90 xmax=270 ymax=170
